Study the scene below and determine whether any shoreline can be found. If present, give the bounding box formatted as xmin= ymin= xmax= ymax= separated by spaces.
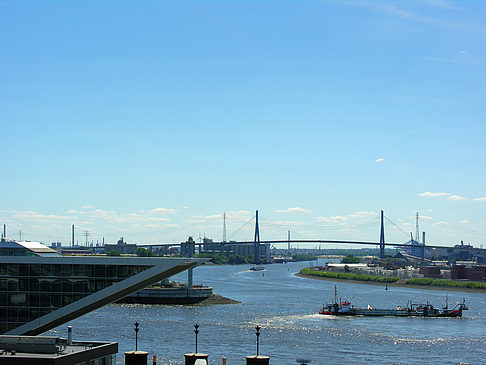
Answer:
xmin=192 ymin=293 xmax=241 ymax=305
xmin=295 ymin=273 xmax=486 ymax=293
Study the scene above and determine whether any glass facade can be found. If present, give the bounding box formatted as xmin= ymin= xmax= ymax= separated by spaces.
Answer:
xmin=0 ymin=263 xmax=150 ymax=334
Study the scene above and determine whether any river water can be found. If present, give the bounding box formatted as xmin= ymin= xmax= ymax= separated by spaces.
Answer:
xmin=47 ymin=261 xmax=486 ymax=364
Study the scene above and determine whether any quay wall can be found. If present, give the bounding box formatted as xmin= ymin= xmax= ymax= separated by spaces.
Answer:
xmin=117 ymin=287 xmax=213 ymax=305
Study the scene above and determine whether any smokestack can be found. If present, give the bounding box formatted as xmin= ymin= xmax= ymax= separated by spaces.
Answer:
xmin=3 ymin=224 xmax=5 ymax=239
xmin=67 ymin=326 xmax=72 ymax=345
xmin=422 ymin=232 xmax=425 ymax=246
xmin=72 ymin=225 xmax=75 ymax=248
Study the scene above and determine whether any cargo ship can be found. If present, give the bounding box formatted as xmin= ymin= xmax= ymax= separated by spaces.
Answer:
xmin=319 ymin=286 xmax=468 ymax=317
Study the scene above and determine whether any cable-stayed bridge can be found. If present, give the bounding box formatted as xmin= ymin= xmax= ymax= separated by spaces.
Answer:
xmin=142 ymin=210 xmax=437 ymax=261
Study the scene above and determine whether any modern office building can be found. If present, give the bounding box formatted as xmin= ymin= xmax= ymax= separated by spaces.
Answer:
xmin=0 ymin=238 xmax=206 ymax=335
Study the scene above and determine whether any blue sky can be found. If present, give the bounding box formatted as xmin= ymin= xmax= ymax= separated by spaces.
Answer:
xmin=1 ymin=0 xmax=485 ymax=248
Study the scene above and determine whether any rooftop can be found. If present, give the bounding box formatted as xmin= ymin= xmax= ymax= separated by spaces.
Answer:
xmin=0 ymin=335 xmax=117 ymax=363
xmin=0 ymin=239 xmax=58 ymax=256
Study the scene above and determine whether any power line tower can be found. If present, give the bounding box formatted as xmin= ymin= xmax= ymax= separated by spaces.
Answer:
xmin=83 ymin=231 xmax=90 ymax=247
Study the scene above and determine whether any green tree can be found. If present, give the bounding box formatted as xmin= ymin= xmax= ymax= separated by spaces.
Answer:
xmin=135 ymin=247 xmax=155 ymax=257
xmin=292 ymin=254 xmax=317 ymax=262
xmin=228 ymin=254 xmax=248 ymax=265
xmin=106 ymin=250 xmax=120 ymax=256
xmin=341 ymin=255 xmax=361 ymax=264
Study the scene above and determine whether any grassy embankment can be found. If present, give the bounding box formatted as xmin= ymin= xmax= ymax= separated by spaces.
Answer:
xmin=300 ymin=268 xmax=486 ymax=290
xmin=405 ymin=277 xmax=486 ymax=290
xmin=299 ymin=268 xmax=400 ymax=283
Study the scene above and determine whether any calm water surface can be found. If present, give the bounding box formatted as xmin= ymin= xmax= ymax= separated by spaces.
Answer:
xmin=47 ymin=261 xmax=486 ymax=364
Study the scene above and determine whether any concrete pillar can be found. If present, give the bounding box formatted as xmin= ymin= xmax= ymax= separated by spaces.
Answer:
xmin=246 ymin=355 xmax=270 ymax=365
xmin=184 ymin=353 xmax=208 ymax=365
xmin=125 ymin=351 xmax=148 ymax=365
xmin=188 ymin=268 xmax=193 ymax=287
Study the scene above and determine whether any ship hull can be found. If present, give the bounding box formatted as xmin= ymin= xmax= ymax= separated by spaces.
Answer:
xmin=319 ymin=308 xmax=463 ymax=317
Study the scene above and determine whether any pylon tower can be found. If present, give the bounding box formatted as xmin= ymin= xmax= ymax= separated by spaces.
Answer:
xmin=379 ymin=210 xmax=385 ymax=259
xmin=254 ymin=210 xmax=260 ymax=264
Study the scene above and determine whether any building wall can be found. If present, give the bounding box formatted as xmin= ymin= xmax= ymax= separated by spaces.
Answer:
xmin=451 ymin=265 xmax=486 ymax=281
xmin=0 ymin=262 xmax=149 ymax=334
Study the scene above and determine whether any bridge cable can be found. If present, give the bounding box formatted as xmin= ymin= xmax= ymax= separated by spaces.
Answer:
xmin=384 ymin=216 xmax=411 ymax=238
xmin=226 ymin=215 xmax=256 ymax=241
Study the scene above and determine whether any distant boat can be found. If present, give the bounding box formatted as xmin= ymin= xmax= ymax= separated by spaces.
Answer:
xmin=319 ymin=285 xmax=468 ymax=317
xmin=250 ymin=265 xmax=265 ymax=271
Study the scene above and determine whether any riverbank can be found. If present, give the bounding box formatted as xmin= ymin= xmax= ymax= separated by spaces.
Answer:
xmin=295 ymin=272 xmax=486 ymax=293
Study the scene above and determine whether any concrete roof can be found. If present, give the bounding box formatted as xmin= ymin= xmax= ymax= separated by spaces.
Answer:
xmin=17 ymin=241 xmax=57 ymax=254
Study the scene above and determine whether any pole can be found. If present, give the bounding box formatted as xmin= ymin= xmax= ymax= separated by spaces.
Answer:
xmin=194 ymin=324 xmax=199 ymax=353
xmin=72 ymin=225 xmax=75 ymax=247
xmin=255 ymin=325 xmax=261 ymax=356
xmin=134 ymin=322 xmax=139 ymax=351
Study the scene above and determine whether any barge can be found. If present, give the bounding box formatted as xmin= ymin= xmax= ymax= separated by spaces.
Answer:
xmin=319 ymin=286 xmax=468 ymax=317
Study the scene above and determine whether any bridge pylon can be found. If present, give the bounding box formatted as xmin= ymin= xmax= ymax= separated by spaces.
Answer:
xmin=254 ymin=210 xmax=260 ymax=264
xmin=379 ymin=210 xmax=385 ymax=259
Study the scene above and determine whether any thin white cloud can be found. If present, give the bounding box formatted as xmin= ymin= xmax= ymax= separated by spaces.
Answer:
xmin=317 ymin=210 xmax=376 ymax=224
xmin=163 ymin=223 xmax=180 ymax=228
xmin=461 ymin=220 xmax=469 ymax=224
xmin=147 ymin=217 xmax=170 ymax=222
xmin=66 ymin=210 xmax=77 ymax=214
xmin=447 ymin=195 xmax=467 ymax=201
xmin=433 ymin=221 xmax=448 ymax=226
xmin=473 ymin=197 xmax=486 ymax=202
xmin=191 ymin=211 xmax=251 ymax=223
xmin=317 ymin=216 xmax=348 ymax=223
xmin=422 ymin=51 xmax=480 ymax=65
xmin=347 ymin=211 xmax=375 ymax=219
xmin=375 ymin=158 xmax=384 ymax=163
xmin=144 ymin=224 xmax=161 ymax=229
xmin=419 ymin=192 xmax=451 ymax=197
xmin=270 ymin=220 xmax=307 ymax=227
xmin=12 ymin=210 xmax=73 ymax=222
xmin=274 ymin=207 xmax=312 ymax=214
xmin=82 ymin=205 xmax=95 ymax=209
xmin=342 ymin=1 xmax=484 ymax=32
xmin=150 ymin=208 xmax=177 ymax=214
xmin=426 ymin=0 xmax=464 ymax=11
